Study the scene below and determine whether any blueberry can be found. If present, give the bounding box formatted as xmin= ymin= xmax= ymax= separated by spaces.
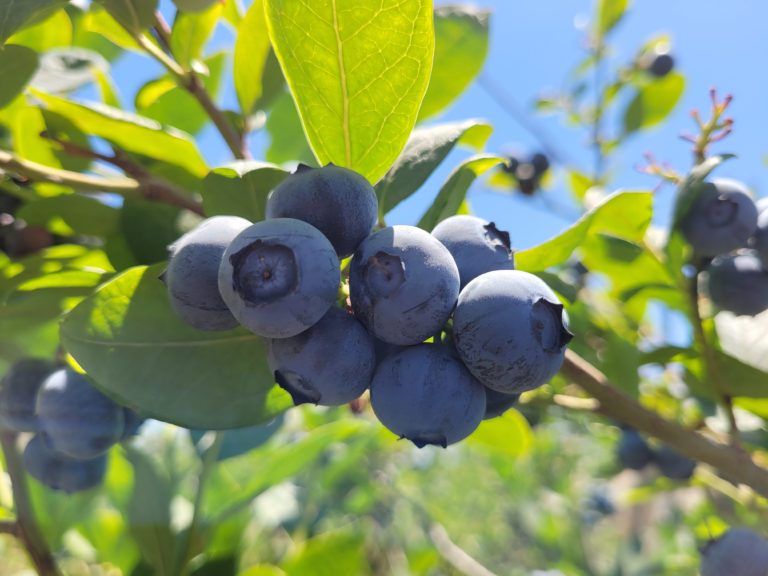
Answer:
xmin=530 ymin=153 xmax=550 ymax=175
xmin=647 ymin=52 xmax=674 ymax=78
xmin=705 ymin=252 xmax=768 ymax=316
xmin=218 ymin=218 xmax=340 ymax=339
xmin=349 ymin=225 xmax=460 ymax=345
xmin=164 ymin=216 xmax=251 ymax=331
xmin=616 ymin=428 xmax=654 ymax=470
xmin=267 ymin=306 xmax=376 ymax=406
xmin=679 ymin=179 xmax=758 ymax=257
xmin=120 ymin=408 xmax=145 ymax=440
xmin=654 ymin=445 xmax=696 ymax=480
xmin=0 ymin=359 xmax=54 ymax=433
xmin=750 ymin=200 xmax=768 ymax=268
xmin=36 ymin=368 xmax=125 ymax=459
xmin=700 ymin=527 xmax=768 ymax=576
xmin=514 ymin=162 xmax=539 ymax=195
xmin=23 ymin=434 xmax=107 ymax=493
xmin=454 ymin=270 xmax=573 ymax=393
xmin=266 ymin=164 xmax=378 ymax=258
xmin=431 ymin=215 xmax=515 ymax=289
xmin=501 ymin=155 xmax=520 ymax=174
xmin=483 ymin=388 xmax=520 ymax=419
xmin=370 ymin=345 xmax=486 ymax=447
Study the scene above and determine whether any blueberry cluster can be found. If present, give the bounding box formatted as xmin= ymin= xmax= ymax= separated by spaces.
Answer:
xmin=502 ymin=152 xmax=550 ymax=195
xmin=165 ymin=164 xmax=573 ymax=447
xmin=616 ymin=427 xmax=696 ymax=480
xmin=680 ymin=178 xmax=768 ymax=316
xmin=0 ymin=360 xmax=143 ymax=493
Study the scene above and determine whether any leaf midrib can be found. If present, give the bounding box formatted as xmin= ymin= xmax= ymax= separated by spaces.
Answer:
xmin=330 ymin=0 xmax=351 ymax=165
xmin=61 ymin=331 xmax=260 ymax=348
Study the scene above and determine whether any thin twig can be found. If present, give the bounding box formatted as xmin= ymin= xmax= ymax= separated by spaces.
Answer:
xmin=560 ymin=350 xmax=768 ymax=498
xmin=429 ymin=523 xmax=497 ymax=576
xmin=0 ymin=433 xmax=60 ymax=576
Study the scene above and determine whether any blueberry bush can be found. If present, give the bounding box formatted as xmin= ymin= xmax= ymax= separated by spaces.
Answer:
xmin=0 ymin=0 xmax=767 ymax=575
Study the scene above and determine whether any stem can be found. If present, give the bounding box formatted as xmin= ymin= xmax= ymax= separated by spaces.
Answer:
xmin=0 ymin=149 xmax=204 ymax=215
xmin=176 ymin=432 xmax=224 ymax=576
xmin=0 ymin=433 xmax=60 ymax=576
xmin=428 ymin=523 xmax=497 ymax=576
xmin=560 ymin=350 xmax=768 ymax=498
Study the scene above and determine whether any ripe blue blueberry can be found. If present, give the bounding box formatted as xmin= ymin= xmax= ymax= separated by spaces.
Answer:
xmin=370 ymin=345 xmax=486 ymax=448
xmin=655 ymin=445 xmax=696 ymax=480
xmin=431 ymin=215 xmax=515 ymax=289
xmin=266 ymin=164 xmax=378 ymax=258
xmin=267 ymin=306 xmax=376 ymax=406
xmin=616 ymin=428 xmax=654 ymax=470
xmin=679 ymin=178 xmax=758 ymax=257
xmin=349 ymin=225 xmax=460 ymax=345
xmin=121 ymin=408 xmax=145 ymax=440
xmin=454 ymin=270 xmax=573 ymax=393
xmin=483 ymin=388 xmax=520 ymax=420
xmin=530 ymin=152 xmax=550 ymax=175
xmin=705 ymin=252 xmax=768 ymax=316
xmin=36 ymin=368 xmax=125 ymax=459
xmin=23 ymin=434 xmax=107 ymax=493
xmin=700 ymin=528 xmax=768 ymax=576
xmin=164 ymin=216 xmax=251 ymax=331
xmin=218 ymin=218 xmax=340 ymax=339
xmin=0 ymin=359 xmax=53 ymax=433
xmin=648 ymin=52 xmax=674 ymax=77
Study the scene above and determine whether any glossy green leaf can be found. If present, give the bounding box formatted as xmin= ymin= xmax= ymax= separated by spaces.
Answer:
xmin=418 ymin=5 xmax=489 ymax=120
xmin=595 ymin=0 xmax=628 ymax=37
xmin=170 ymin=1 xmax=222 ymax=68
xmin=516 ymin=190 xmax=653 ymax=272
xmin=282 ymin=530 xmax=369 ymax=576
xmin=567 ymin=170 xmax=592 ymax=201
xmin=468 ymin=409 xmax=533 ymax=458
xmin=417 ymin=155 xmax=504 ymax=230
xmin=7 ymin=8 xmax=72 ymax=51
xmin=222 ymin=0 xmax=243 ymax=27
xmin=202 ymin=161 xmax=288 ymax=221
xmin=375 ymin=119 xmax=492 ymax=215
xmin=233 ymin=0 xmax=271 ymax=115
xmin=82 ymin=4 xmax=142 ymax=52
xmin=16 ymin=194 xmax=119 ymax=237
xmin=265 ymin=91 xmax=316 ymax=166
xmin=33 ymin=91 xmax=208 ymax=177
xmin=96 ymin=0 xmax=158 ymax=35
xmin=0 ymin=0 xmax=68 ymax=45
xmin=59 ymin=265 xmax=292 ymax=429
xmin=623 ymin=72 xmax=685 ymax=135
xmin=0 ymin=45 xmax=38 ymax=109
xmin=125 ymin=447 xmax=176 ymax=576
xmin=265 ymin=0 xmax=435 ymax=184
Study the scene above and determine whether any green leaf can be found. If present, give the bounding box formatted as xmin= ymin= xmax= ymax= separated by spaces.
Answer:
xmin=201 ymin=161 xmax=288 ymax=221
xmin=595 ymin=0 xmax=628 ymax=37
xmin=0 ymin=0 xmax=68 ymax=45
xmin=282 ymin=530 xmax=369 ymax=576
xmin=125 ymin=447 xmax=176 ymax=576
xmin=0 ymin=45 xmax=38 ymax=109
xmin=16 ymin=194 xmax=119 ymax=237
xmin=33 ymin=90 xmax=208 ymax=177
xmin=265 ymin=0 xmax=435 ymax=184
xmin=59 ymin=265 xmax=292 ymax=429
xmin=375 ymin=119 xmax=492 ymax=215
xmin=716 ymin=309 xmax=768 ymax=377
xmin=170 ymin=1 xmax=222 ymax=68
xmin=222 ymin=0 xmax=243 ymax=27
xmin=417 ymin=155 xmax=504 ymax=230
xmin=135 ymin=52 xmax=226 ymax=134
xmin=189 ymin=415 xmax=284 ymax=461
xmin=96 ymin=0 xmax=158 ymax=35
xmin=516 ymin=190 xmax=653 ymax=272
xmin=233 ymin=0 xmax=271 ymax=115
xmin=265 ymin=91 xmax=316 ymax=166
xmin=622 ymin=72 xmax=685 ymax=135
xmin=116 ymin=198 xmax=182 ymax=265
xmin=418 ymin=5 xmax=489 ymax=121
xmin=7 ymin=8 xmax=72 ymax=51
xmin=468 ymin=409 xmax=533 ymax=458
xmin=567 ymin=169 xmax=593 ymax=201
xmin=82 ymin=4 xmax=142 ymax=52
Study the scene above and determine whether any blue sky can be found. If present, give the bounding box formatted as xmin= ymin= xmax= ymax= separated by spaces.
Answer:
xmin=110 ymin=0 xmax=768 ymax=251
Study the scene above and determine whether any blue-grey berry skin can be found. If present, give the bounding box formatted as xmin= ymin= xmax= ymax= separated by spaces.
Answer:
xmin=454 ymin=270 xmax=573 ymax=394
xmin=370 ymin=345 xmax=486 ymax=448
xmin=701 ymin=528 xmax=768 ymax=576
xmin=648 ymin=52 xmax=674 ymax=77
xmin=165 ymin=216 xmax=251 ymax=331
xmin=431 ymin=215 xmax=515 ymax=289
xmin=751 ymin=200 xmax=768 ymax=268
xmin=267 ymin=306 xmax=376 ymax=406
xmin=23 ymin=434 xmax=107 ymax=493
xmin=0 ymin=359 xmax=53 ymax=432
xmin=705 ymin=253 xmax=768 ymax=316
xmin=120 ymin=408 xmax=145 ymax=440
xmin=349 ymin=225 xmax=460 ymax=345
xmin=218 ymin=218 xmax=340 ymax=339
xmin=483 ymin=388 xmax=520 ymax=419
xmin=655 ymin=445 xmax=696 ymax=480
xmin=266 ymin=164 xmax=378 ymax=258
xmin=36 ymin=368 xmax=125 ymax=460
xmin=679 ymin=178 xmax=758 ymax=257
xmin=617 ymin=428 xmax=654 ymax=470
